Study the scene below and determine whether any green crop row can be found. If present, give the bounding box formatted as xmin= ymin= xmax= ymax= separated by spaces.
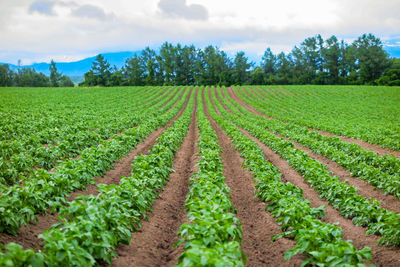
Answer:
xmin=0 ymin=89 xmax=190 ymax=235
xmin=213 ymin=87 xmax=400 ymax=246
xmin=206 ymin=88 xmax=372 ymax=266
xmin=0 ymin=87 xmax=180 ymax=185
xmin=0 ymin=87 xmax=195 ymax=266
xmin=221 ymin=87 xmax=400 ymax=199
xmin=175 ymin=89 xmax=245 ymax=266
xmin=235 ymin=86 xmax=400 ymax=151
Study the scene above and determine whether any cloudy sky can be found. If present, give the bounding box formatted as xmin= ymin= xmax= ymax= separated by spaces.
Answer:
xmin=1 ymin=0 xmax=399 ymax=64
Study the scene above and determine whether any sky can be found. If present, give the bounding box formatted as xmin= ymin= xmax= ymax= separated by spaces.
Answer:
xmin=0 ymin=0 xmax=399 ymax=65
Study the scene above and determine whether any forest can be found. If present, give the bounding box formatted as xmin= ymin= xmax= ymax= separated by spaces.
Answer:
xmin=1 ymin=33 xmax=399 ymax=87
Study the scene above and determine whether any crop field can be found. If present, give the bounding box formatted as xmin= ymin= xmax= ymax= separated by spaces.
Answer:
xmin=0 ymin=85 xmax=400 ymax=266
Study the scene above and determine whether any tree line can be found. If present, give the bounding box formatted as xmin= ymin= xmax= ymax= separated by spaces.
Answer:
xmin=1 ymin=33 xmax=399 ymax=87
xmin=0 ymin=61 xmax=74 ymax=87
xmin=80 ymin=34 xmax=400 ymax=87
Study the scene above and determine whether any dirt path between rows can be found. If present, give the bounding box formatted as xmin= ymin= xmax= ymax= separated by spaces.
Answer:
xmin=216 ymin=88 xmax=400 ymax=213
xmin=226 ymin=87 xmax=400 ymax=159
xmin=274 ymin=132 xmax=400 ymax=214
xmin=206 ymin=88 xmax=304 ymax=266
xmin=0 ymin=88 xmax=192 ymax=251
xmin=237 ymin=126 xmax=400 ymax=267
xmin=112 ymin=89 xmax=199 ymax=267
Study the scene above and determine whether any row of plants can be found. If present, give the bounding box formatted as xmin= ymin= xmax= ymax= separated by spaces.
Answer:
xmin=220 ymin=87 xmax=400 ymax=198
xmin=212 ymin=87 xmax=400 ymax=246
xmin=175 ymin=90 xmax=245 ymax=266
xmin=0 ymin=87 xmax=161 ymax=142
xmin=0 ymin=88 xmax=191 ymax=235
xmin=204 ymin=89 xmax=373 ymax=266
xmin=235 ymin=86 xmax=400 ymax=151
xmin=0 ymin=87 xmax=196 ymax=266
xmin=0 ymin=87 xmax=181 ymax=185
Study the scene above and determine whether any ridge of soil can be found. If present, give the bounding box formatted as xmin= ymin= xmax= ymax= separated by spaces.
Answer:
xmin=206 ymin=88 xmax=304 ymax=266
xmin=226 ymin=87 xmax=400 ymax=159
xmin=237 ymin=126 xmax=400 ymax=267
xmin=0 ymin=88 xmax=192 ymax=251
xmin=112 ymin=89 xmax=199 ymax=267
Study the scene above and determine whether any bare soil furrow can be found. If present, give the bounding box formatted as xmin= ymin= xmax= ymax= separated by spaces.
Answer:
xmin=274 ymin=132 xmax=400 ymax=214
xmin=112 ymin=90 xmax=199 ymax=267
xmin=206 ymin=88 xmax=304 ymax=266
xmin=238 ymin=126 xmax=400 ymax=267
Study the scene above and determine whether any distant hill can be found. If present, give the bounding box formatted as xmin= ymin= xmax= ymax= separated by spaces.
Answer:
xmin=0 ymin=51 xmax=139 ymax=79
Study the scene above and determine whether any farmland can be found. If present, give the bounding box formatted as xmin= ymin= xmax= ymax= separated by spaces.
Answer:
xmin=0 ymin=85 xmax=400 ymax=266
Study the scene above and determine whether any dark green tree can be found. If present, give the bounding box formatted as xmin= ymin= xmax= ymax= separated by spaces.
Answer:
xmin=123 ymin=55 xmax=145 ymax=86
xmin=353 ymin=34 xmax=391 ymax=84
xmin=59 ymin=75 xmax=74 ymax=87
xmin=322 ymin=36 xmax=340 ymax=84
xmin=49 ymin=60 xmax=62 ymax=87
xmin=249 ymin=67 xmax=265 ymax=85
xmin=91 ymin=54 xmax=112 ymax=86
xmin=0 ymin=64 xmax=15 ymax=86
xmin=262 ymin=48 xmax=276 ymax=83
xmin=232 ymin=51 xmax=251 ymax=85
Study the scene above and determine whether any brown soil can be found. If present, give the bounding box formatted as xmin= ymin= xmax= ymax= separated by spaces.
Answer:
xmin=0 ymin=89 xmax=192 ymax=251
xmin=274 ymin=132 xmax=400 ymax=214
xmin=112 ymin=89 xmax=199 ymax=267
xmin=237 ymin=127 xmax=400 ymax=267
xmin=206 ymin=88 xmax=304 ymax=266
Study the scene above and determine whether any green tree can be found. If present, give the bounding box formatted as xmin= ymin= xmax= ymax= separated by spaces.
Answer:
xmin=322 ymin=36 xmax=340 ymax=84
xmin=141 ymin=47 xmax=159 ymax=86
xmin=353 ymin=34 xmax=391 ymax=84
xmin=123 ymin=55 xmax=145 ymax=86
xmin=232 ymin=51 xmax=251 ymax=85
xmin=275 ymin=52 xmax=293 ymax=84
xmin=159 ymin=42 xmax=176 ymax=85
xmin=59 ymin=76 xmax=74 ymax=87
xmin=91 ymin=54 xmax=112 ymax=86
xmin=249 ymin=67 xmax=265 ymax=85
xmin=376 ymin=58 xmax=400 ymax=86
xmin=0 ymin=64 xmax=15 ymax=86
xmin=262 ymin=47 xmax=276 ymax=83
xmin=49 ymin=60 xmax=62 ymax=87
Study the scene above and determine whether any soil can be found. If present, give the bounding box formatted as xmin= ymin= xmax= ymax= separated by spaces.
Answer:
xmin=0 ymin=88 xmax=192 ymax=250
xmin=112 ymin=89 xmax=199 ymax=267
xmin=237 ymin=126 xmax=400 ymax=267
xmin=206 ymin=88 xmax=304 ymax=266
xmin=273 ymin=132 xmax=400 ymax=214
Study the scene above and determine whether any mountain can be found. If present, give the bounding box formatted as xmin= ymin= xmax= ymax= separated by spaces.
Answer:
xmin=1 ymin=51 xmax=139 ymax=78
xmin=385 ymin=46 xmax=400 ymax=58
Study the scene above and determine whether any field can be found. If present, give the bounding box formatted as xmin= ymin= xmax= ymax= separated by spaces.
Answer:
xmin=0 ymin=85 xmax=400 ymax=266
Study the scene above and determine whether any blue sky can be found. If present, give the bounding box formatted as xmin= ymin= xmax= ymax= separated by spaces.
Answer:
xmin=0 ymin=0 xmax=399 ymax=64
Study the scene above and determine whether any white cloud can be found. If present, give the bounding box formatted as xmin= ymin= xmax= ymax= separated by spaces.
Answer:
xmin=0 ymin=0 xmax=399 ymax=63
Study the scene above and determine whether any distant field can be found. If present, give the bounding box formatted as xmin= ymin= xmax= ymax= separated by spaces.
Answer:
xmin=1 ymin=86 xmax=400 ymax=266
